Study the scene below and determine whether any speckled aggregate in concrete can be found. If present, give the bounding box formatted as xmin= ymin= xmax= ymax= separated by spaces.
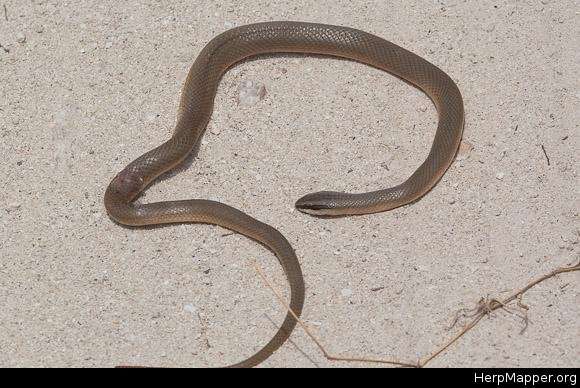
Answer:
xmin=0 ymin=0 xmax=578 ymax=368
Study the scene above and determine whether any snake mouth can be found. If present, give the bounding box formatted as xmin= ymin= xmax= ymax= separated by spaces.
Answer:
xmin=295 ymin=203 xmax=332 ymax=216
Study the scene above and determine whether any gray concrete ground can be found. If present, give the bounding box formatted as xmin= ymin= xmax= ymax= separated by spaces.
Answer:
xmin=0 ymin=0 xmax=578 ymax=367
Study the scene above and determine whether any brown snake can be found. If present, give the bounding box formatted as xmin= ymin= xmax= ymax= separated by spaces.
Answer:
xmin=104 ymin=22 xmax=464 ymax=368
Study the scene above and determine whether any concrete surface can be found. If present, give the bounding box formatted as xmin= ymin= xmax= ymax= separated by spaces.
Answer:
xmin=0 ymin=0 xmax=578 ymax=368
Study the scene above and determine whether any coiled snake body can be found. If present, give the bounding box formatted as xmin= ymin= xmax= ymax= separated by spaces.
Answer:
xmin=105 ymin=22 xmax=464 ymax=368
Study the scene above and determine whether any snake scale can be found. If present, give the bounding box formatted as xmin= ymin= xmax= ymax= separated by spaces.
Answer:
xmin=104 ymin=22 xmax=464 ymax=368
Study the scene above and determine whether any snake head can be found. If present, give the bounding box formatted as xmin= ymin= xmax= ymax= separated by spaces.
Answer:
xmin=295 ymin=191 xmax=346 ymax=216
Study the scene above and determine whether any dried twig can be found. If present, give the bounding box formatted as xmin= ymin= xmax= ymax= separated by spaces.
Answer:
xmin=263 ymin=313 xmax=321 ymax=367
xmin=541 ymin=145 xmax=550 ymax=166
xmin=252 ymin=258 xmax=579 ymax=368
xmin=250 ymin=259 xmax=419 ymax=368
xmin=117 ymin=260 xmax=578 ymax=369
xmin=3 ymin=4 xmax=7 ymax=22
xmin=419 ymin=260 xmax=579 ymax=367
xmin=515 ymin=293 xmax=531 ymax=334
xmin=447 ymin=303 xmax=481 ymax=331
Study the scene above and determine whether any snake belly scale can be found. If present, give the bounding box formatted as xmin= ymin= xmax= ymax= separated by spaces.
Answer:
xmin=104 ymin=22 xmax=464 ymax=368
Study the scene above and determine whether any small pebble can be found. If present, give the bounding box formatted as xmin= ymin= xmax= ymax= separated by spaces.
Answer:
xmin=183 ymin=304 xmax=197 ymax=313
xmin=496 ymin=172 xmax=505 ymax=180
xmin=341 ymin=288 xmax=353 ymax=298
xmin=237 ymin=80 xmax=267 ymax=106
xmin=16 ymin=33 xmax=26 ymax=44
xmin=35 ymin=25 xmax=44 ymax=34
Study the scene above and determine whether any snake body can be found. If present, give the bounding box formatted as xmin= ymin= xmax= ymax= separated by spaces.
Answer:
xmin=105 ymin=22 xmax=464 ymax=368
